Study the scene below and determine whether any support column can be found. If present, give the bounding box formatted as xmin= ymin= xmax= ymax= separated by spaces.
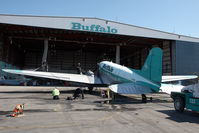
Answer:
xmin=116 ymin=45 xmax=120 ymax=64
xmin=0 ymin=35 xmax=3 ymax=77
xmin=0 ymin=35 xmax=3 ymax=61
xmin=42 ymin=39 xmax=48 ymax=71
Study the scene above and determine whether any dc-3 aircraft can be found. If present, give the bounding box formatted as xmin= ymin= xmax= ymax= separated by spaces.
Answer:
xmin=2 ymin=47 xmax=197 ymax=101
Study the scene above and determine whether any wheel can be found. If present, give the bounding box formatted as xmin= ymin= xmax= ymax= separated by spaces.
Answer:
xmin=110 ymin=91 xmax=115 ymax=100
xmin=174 ymin=97 xmax=185 ymax=112
xmin=88 ymin=87 xmax=93 ymax=94
xmin=142 ymin=94 xmax=147 ymax=103
xmin=150 ymin=97 xmax=153 ymax=102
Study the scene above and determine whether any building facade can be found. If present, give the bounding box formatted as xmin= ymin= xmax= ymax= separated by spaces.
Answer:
xmin=0 ymin=14 xmax=199 ymax=79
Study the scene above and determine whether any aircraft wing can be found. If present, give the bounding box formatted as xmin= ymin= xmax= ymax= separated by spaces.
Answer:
xmin=2 ymin=69 xmax=96 ymax=84
xmin=109 ymin=83 xmax=152 ymax=94
xmin=162 ymin=75 xmax=198 ymax=82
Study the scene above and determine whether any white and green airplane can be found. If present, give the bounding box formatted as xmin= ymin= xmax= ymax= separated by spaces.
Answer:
xmin=2 ymin=47 xmax=197 ymax=97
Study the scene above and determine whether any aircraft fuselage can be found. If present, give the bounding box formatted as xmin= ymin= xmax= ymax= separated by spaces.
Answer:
xmin=99 ymin=61 xmax=160 ymax=89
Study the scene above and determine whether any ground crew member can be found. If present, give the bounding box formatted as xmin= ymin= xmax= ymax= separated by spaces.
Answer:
xmin=76 ymin=63 xmax=82 ymax=74
xmin=101 ymin=90 xmax=107 ymax=98
xmin=52 ymin=88 xmax=60 ymax=100
xmin=12 ymin=104 xmax=25 ymax=117
xmin=73 ymin=88 xmax=84 ymax=99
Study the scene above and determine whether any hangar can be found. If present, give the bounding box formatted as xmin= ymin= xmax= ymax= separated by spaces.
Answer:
xmin=0 ymin=14 xmax=199 ymax=80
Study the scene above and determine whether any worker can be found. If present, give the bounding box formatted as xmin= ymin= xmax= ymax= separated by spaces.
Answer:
xmin=52 ymin=88 xmax=60 ymax=100
xmin=12 ymin=104 xmax=25 ymax=117
xmin=76 ymin=63 xmax=82 ymax=74
xmin=73 ymin=88 xmax=84 ymax=99
xmin=101 ymin=90 xmax=107 ymax=98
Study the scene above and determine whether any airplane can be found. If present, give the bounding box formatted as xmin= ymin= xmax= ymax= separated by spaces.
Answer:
xmin=2 ymin=47 xmax=198 ymax=102
xmin=0 ymin=76 xmax=31 ymax=86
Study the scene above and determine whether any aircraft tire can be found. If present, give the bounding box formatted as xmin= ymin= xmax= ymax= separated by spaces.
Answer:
xmin=88 ymin=87 xmax=93 ymax=94
xmin=110 ymin=91 xmax=115 ymax=100
xmin=142 ymin=94 xmax=147 ymax=103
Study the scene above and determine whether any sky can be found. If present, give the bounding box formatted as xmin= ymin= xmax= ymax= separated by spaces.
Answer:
xmin=0 ymin=0 xmax=199 ymax=37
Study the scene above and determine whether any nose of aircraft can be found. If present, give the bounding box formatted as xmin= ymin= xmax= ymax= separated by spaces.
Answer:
xmin=99 ymin=61 xmax=110 ymax=69
xmin=99 ymin=61 xmax=105 ymax=68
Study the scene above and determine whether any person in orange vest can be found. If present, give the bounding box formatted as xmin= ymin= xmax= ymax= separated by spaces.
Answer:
xmin=12 ymin=104 xmax=25 ymax=117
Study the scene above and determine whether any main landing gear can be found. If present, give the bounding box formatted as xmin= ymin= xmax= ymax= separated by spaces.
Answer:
xmin=88 ymin=87 xmax=93 ymax=94
xmin=142 ymin=94 xmax=147 ymax=103
xmin=141 ymin=94 xmax=153 ymax=103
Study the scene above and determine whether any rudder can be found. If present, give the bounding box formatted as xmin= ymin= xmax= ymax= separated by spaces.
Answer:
xmin=141 ymin=47 xmax=162 ymax=83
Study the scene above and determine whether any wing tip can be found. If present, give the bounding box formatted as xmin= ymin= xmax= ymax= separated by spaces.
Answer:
xmin=2 ymin=69 xmax=8 ymax=72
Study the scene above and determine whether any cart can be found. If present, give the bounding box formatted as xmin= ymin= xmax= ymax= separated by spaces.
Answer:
xmin=171 ymin=91 xmax=199 ymax=112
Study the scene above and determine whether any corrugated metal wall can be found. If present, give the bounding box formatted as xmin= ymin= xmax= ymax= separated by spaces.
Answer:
xmin=24 ymin=51 xmax=43 ymax=70
xmin=174 ymin=41 xmax=199 ymax=75
xmin=140 ymin=48 xmax=149 ymax=67
xmin=171 ymin=41 xmax=176 ymax=74
xmin=0 ymin=37 xmax=21 ymax=79
xmin=23 ymin=49 xmax=98 ymax=74
xmin=162 ymin=41 xmax=172 ymax=75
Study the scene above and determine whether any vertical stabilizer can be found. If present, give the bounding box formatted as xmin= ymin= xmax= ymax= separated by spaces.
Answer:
xmin=141 ymin=47 xmax=162 ymax=83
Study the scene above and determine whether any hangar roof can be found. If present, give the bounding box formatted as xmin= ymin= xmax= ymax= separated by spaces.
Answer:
xmin=0 ymin=14 xmax=199 ymax=43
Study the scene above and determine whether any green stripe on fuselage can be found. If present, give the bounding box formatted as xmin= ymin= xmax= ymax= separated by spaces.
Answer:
xmin=99 ymin=67 xmax=132 ymax=83
xmin=100 ymin=67 xmax=160 ymax=93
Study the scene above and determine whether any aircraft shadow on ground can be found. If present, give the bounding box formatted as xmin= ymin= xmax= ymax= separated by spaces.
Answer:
xmin=105 ymin=94 xmax=171 ymax=104
xmin=0 ymin=89 xmax=171 ymax=104
xmin=157 ymin=110 xmax=199 ymax=124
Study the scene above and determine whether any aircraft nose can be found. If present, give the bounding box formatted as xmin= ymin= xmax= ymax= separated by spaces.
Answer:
xmin=99 ymin=62 xmax=104 ymax=68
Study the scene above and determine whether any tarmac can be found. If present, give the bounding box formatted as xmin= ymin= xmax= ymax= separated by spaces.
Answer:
xmin=0 ymin=86 xmax=199 ymax=133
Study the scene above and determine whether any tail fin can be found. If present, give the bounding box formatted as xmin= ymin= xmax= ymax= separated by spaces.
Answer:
xmin=141 ymin=47 xmax=162 ymax=83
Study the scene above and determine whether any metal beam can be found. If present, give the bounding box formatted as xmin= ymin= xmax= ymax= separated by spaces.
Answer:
xmin=116 ymin=45 xmax=120 ymax=64
xmin=42 ymin=39 xmax=48 ymax=71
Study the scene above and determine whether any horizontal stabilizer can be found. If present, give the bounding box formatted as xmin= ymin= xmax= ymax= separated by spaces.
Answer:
xmin=160 ymin=83 xmax=184 ymax=94
xmin=162 ymin=75 xmax=198 ymax=82
xmin=109 ymin=83 xmax=152 ymax=94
